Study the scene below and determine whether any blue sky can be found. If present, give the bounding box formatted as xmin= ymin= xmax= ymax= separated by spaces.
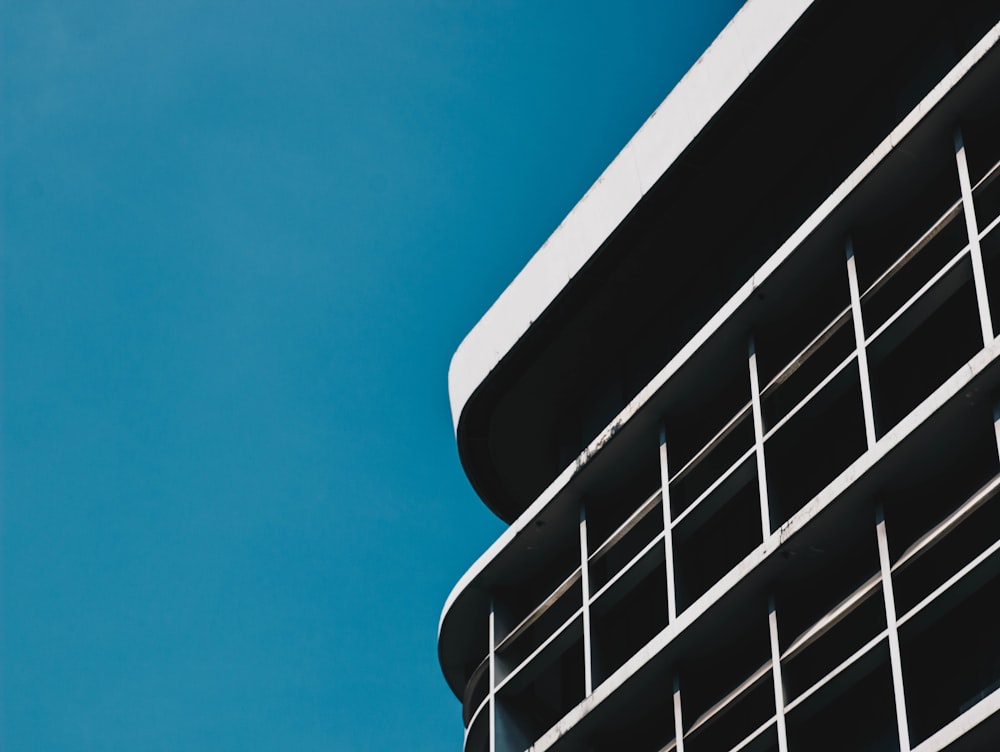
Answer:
xmin=2 ymin=2 xmax=743 ymax=749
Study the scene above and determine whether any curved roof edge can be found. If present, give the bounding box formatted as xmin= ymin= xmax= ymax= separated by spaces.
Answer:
xmin=448 ymin=0 xmax=815 ymax=434
xmin=439 ymin=16 xmax=1000 ymax=694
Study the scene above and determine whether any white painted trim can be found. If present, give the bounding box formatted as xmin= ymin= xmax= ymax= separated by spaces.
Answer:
xmin=761 ymin=353 xmax=856 ymax=441
xmin=728 ymin=718 xmax=777 ymax=752
xmin=955 ymin=128 xmax=995 ymax=345
xmin=982 ymin=212 xmax=1000 ymax=243
xmin=671 ymin=449 xmax=756 ymax=531
xmin=493 ymin=567 xmax=582 ymax=654
xmin=781 ymin=572 xmax=881 ymax=661
xmin=782 ymin=632 xmax=887 ymax=713
xmin=748 ymin=340 xmax=772 ymax=538
xmin=520 ymin=338 xmax=1000 ymax=751
xmin=768 ymin=600 xmax=789 ymax=752
xmin=863 ymin=245 xmax=971 ymax=347
xmin=897 ymin=535 xmax=1000 ymax=628
xmin=442 ymin=31 xmax=1000 ymax=645
xmin=579 ymin=507 xmax=593 ymax=697
xmin=673 ymin=674 xmax=686 ymax=752
xmin=847 ymin=240 xmax=877 ymax=448
xmin=760 ymin=307 xmax=851 ymax=398
xmin=495 ymin=609 xmax=584 ymax=694
xmin=660 ymin=427 xmax=678 ymax=622
xmin=877 ymin=513 xmax=911 ymax=751
xmin=448 ymin=0 xmax=816 ymax=429
xmin=911 ymin=686 xmax=1000 ymax=752
xmin=670 ymin=404 xmax=753 ymax=486
xmin=488 ymin=604 xmax=497 ymax=752
xmin=588 ymin=489 xmax=662 ymax=563
xmin=685 ymin=660 xmax=771 ymax=738
xmin=440 ymin=17 xmax=1000 ymax=700
xmin=589 ymin=532 xmax=665 ymax=605
xmin=859 ymin=202 xmax=964 ymax=304
xmin=892 ymin=472 xmax=1000 ymax=574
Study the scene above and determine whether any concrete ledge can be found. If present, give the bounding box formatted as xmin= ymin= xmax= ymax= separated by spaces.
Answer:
xmin=438 ymin=22 xmax=1000 ymax=698
xmin=447 ymin=0 xmax=814 ymax=432
xmin=532 ymin=339 xmax=1000 ymax=751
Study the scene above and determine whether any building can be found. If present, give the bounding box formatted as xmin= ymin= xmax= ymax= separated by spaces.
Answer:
xmin=438 ymin=0 xmax=1000 ymax=750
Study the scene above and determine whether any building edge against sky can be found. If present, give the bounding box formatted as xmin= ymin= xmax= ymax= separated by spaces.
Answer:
xmin=441 ymin=0 xmax=1000 ymax=750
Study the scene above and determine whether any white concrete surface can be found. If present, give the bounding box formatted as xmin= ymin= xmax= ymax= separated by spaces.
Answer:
xmin=448 ymin=0 xmax=815 ymax=432
xmin=440 ymin=22 xmax=1000 ymax=647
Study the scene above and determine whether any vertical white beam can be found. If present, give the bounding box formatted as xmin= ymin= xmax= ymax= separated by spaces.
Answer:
xmin=659 ymin=425 xmax=678 ymax=621
xmin=579 ymin=505 xmax=594 ymax=696
xmin=846 ymin=237 xmax=878 ymax=448
xmin=673 ymin=673 xmax=686 ymax=752
xmin=955 ymin=127 xmax=994 ymax=345
xmin=748 ymin=336 xmax=772 ymax=538
xmin=768 ymin=598 xmax=790 ymax=752
xmin=876 ymin=506 xmax=911 ymax=752
xmin=488 ymin=601 xmax=497 ymax=752
xmin=993 ymin=402 xmax=1000 ymax=462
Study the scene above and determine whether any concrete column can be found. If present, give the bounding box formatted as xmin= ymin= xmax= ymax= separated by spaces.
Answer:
xmin=992 ymin=402 xmax=1000 ymax=463
xmin=673 ymin=672 xmax=686 ymax=752
xmin=579 ymin=505 xmax=594 ymax=696
xmin=659 ymin=425 xmax=678 ymax=621
xmin=875 ymin=505 xmax=911 ymax=752
xmin=846 ymin=236 xmax=878 ymax=448
xmin=768 ymin=597 xmax=790 ymax=752
xmin=488 ymin=602 xmax=497 ymax=752
xmin=748 ymin=335 xmax=772 ymax=538
xmin=955 ymin=127 xmax=994 ymax=345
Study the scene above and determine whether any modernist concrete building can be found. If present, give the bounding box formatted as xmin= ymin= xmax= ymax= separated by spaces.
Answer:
xmin=439 ymin=0 xmax=1000 ymax=750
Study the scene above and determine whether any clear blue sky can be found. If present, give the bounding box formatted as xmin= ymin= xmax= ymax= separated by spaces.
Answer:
xmin=2 ymin=2 xmax=743 ymax=749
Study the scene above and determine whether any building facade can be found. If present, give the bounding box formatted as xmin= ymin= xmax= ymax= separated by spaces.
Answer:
xmin=439 ymin=1 xmax=1000 ymax=750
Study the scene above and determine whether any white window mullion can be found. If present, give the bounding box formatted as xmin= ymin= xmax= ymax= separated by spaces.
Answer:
xmin=659 ymin=426 xmax=678 ymax=622
xmin=579 ymin=505 xmax=594 ymax=696
xmin=488 ymin=602 xmax=497 ymax=752
xmin=748 ymin=336 xmax=772 ymax=539
xmin=846 ymin=237 xmax=878 ymax=448
xmin=876 ymin=507 xmax=912 ymax=752
xmin=673 ymin=673 xmax=686 ymax=752
xmin=768 ymin=598 xmax=790 ymax=752
xmin=955 ymin=127 xmax=994 ymax=345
